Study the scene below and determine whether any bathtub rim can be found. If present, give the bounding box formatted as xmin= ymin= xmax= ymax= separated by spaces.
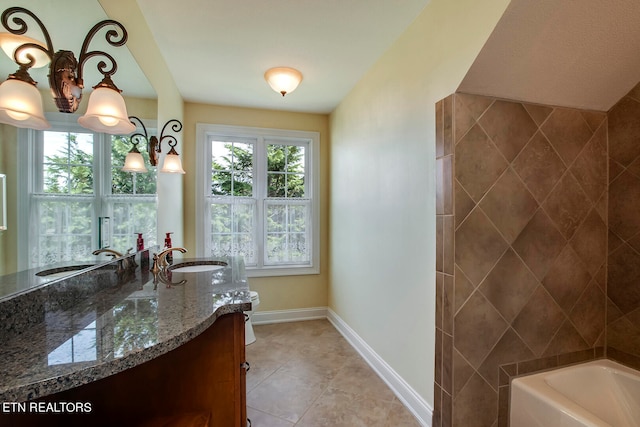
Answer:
xmin=509 ymin=358 xmax=640 ymax=427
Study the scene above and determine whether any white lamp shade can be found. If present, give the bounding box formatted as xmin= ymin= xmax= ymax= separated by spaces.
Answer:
xmin=0 ymin=33 xmax=50 ymax=68
xmin=77 ymin=87 xmax=136 ymax=134
xmin=264 ymin=67 xmax=303 ymax=96
xmin=160 ymin=153 xmax=185 ymax=174
xmin=0 ymin=78 xmax=49 ymax=129
xmin=122 ymin=151 xmax=148 ymax=173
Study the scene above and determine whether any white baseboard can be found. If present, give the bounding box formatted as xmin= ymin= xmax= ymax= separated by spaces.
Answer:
xmin=252 ymin=307 xmax=328 ymax=325
xmin=251 ymin=306 xmax=433 ymax=426
xmin=327 ymin=308 xmax=433 ymax=427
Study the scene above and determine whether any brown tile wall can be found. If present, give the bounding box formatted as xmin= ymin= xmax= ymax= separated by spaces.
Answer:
xmin=434 ymin=93 xmax=608 ymax=427
xmin=607 ymin=82 xmax=640 ymax=369
xmin=434 ymin=95 xmax=454 ymax=427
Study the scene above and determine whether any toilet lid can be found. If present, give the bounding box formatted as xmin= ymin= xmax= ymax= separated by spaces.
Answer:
xmin=250 ymin=291 xmax=259 ymax=299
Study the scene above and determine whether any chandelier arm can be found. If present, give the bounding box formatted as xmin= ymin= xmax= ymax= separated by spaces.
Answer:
xmin=158 ymin=119 xmax=183 ymax=152
xmin=78 ymin=52 xmax=118 ymax=87
xmin=76 ymin=20 xmax=127 ymax=89
xmin=1 ymin=7 xmax=54 ymax=68
xmin=160 ymin=119 xmax=183 ymax=135
xmin=12 ymin=42 xmax=50 ymax=69
xmin=127 ymin=116 xmax=150 ymax=151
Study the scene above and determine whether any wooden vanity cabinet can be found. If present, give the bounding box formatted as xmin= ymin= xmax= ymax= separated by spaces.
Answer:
xmin=6 ymin=312 xmax=247 ymax=427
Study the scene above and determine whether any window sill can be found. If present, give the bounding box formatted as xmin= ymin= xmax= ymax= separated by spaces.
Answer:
xmin=246 ymin=265 xmax=319 ymax=278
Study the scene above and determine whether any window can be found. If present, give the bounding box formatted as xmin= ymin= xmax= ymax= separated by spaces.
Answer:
xmin=20 ymin=115 xmax=157 ymax=268
xmin=196 ymin=124 xmax=319 ymax=277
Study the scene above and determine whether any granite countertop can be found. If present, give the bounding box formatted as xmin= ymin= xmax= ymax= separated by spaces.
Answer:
xmin=0 ymin=256 xmax=251 ymax=402
xmin=0 ymin=260 xmax=106 ymax=302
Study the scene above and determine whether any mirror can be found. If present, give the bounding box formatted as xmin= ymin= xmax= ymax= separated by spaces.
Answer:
xmin=0 ymin=0 xmax=157 ymax=291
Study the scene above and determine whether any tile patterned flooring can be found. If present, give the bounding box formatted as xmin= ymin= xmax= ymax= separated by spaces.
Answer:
xmin=245 ymin=319 xmax=421 ymax=426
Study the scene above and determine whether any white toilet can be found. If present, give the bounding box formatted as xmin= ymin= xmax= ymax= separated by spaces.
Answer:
xmin=245 ymin=291 xmax=260 ymax=345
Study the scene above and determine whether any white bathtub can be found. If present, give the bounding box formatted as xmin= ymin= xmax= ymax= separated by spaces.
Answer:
xmin=510 ymin=359 xmax=640 ymax=427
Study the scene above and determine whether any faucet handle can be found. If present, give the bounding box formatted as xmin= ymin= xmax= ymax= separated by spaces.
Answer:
xmin=151 ymin=253 xmax=161 ymax=274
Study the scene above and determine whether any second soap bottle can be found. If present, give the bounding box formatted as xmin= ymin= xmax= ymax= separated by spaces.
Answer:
xmin=164 ymin=232 xmax=174 ymax=264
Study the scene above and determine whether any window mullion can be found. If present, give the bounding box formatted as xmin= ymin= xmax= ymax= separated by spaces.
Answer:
xmin=92 ymin=132 xmax=106 ymax=251
xmin=255 ymin=136 xmax=265 ymax=269
xmin=97 ymin=132 xmax=111 ymax=198
xmin=201 ymin=135 xmax=213 ymax=256
xmin=305 ymin=138 xmax=311 ymax=198
xmin=33 ymin=130 xmax=44 ymax=193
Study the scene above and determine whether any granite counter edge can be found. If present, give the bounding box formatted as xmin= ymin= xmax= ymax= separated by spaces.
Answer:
xmin=0 ymin=302 xmax=251 ymax=403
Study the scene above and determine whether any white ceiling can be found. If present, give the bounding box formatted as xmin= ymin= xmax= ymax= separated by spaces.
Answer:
xmin=459 ymin=0 xmax=640 ymax=112
xmin=135 ymin=0 xmax=430 ymax=113
xmin=4 ymin=1 xmax=640 ymax=116
xmin=0 ymin=0 xmax=429 ymax=114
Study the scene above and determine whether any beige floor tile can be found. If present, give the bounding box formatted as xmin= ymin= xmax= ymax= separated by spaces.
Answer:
xmin=247 ymin=333 xmax=297 ymax=363
xmin=247 ymin=406 xmax=294 ymax=427
xmin=246 ymin=355 xmax=282 ymax=392
xmin=329 ymin=357 xmax=396 ymax=402
xmin=277 ymin=348 xmax=353 ymax=384
xmin=297 ymin=334 xmax=360 ymax=359
xmin=247 ymin=320 xmax=422 ymax=426
xmin=247 ymin=369 xmax=328 ymax=423
xmin=296 ymin=387 xmax=392 ymax=427
xmin=385 ymin=399 xmax=422 ymax=427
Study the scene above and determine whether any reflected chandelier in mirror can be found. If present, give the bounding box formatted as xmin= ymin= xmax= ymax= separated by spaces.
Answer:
xmin=123 ymin=116 xmax=185 ymax=174
xmin=0 ymin=6 xmax=135 ymax=134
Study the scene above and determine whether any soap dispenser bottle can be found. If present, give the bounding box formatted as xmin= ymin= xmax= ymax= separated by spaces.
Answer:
xmin=136 ymin=233 xmax=144 ymax=251
xmin=164 ymin=232 xmax=174 ymax=265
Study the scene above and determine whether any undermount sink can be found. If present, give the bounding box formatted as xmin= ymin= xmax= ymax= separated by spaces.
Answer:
xmin=168 ymin=261 xmax=228 ymax=273
xmin=36 ymin=265 xmax=94 ymax=278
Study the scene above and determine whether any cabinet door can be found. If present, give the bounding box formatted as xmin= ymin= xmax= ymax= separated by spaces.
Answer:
xmin=237 ymin=314 xmax=248 ymax=426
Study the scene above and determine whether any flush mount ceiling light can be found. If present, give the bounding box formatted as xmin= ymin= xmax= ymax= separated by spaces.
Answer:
xmin=264 ymin=67 xmax=303 ymax=97
xmin=122 ymin=117 xmax=185 ymax=174
xmin=0 ymin=7 xmax=135 ymax=134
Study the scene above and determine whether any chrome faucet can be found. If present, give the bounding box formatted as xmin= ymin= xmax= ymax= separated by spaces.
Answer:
xmin=151 ymin=247 xmax=187 ymax=273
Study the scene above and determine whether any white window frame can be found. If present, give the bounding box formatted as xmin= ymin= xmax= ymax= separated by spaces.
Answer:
xmin=196 ymin=123 xmax=320 ymax=277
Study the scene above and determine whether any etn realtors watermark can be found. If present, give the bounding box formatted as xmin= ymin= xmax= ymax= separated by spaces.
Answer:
xmin=1 ymin=401 xmax=92 ymax=414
